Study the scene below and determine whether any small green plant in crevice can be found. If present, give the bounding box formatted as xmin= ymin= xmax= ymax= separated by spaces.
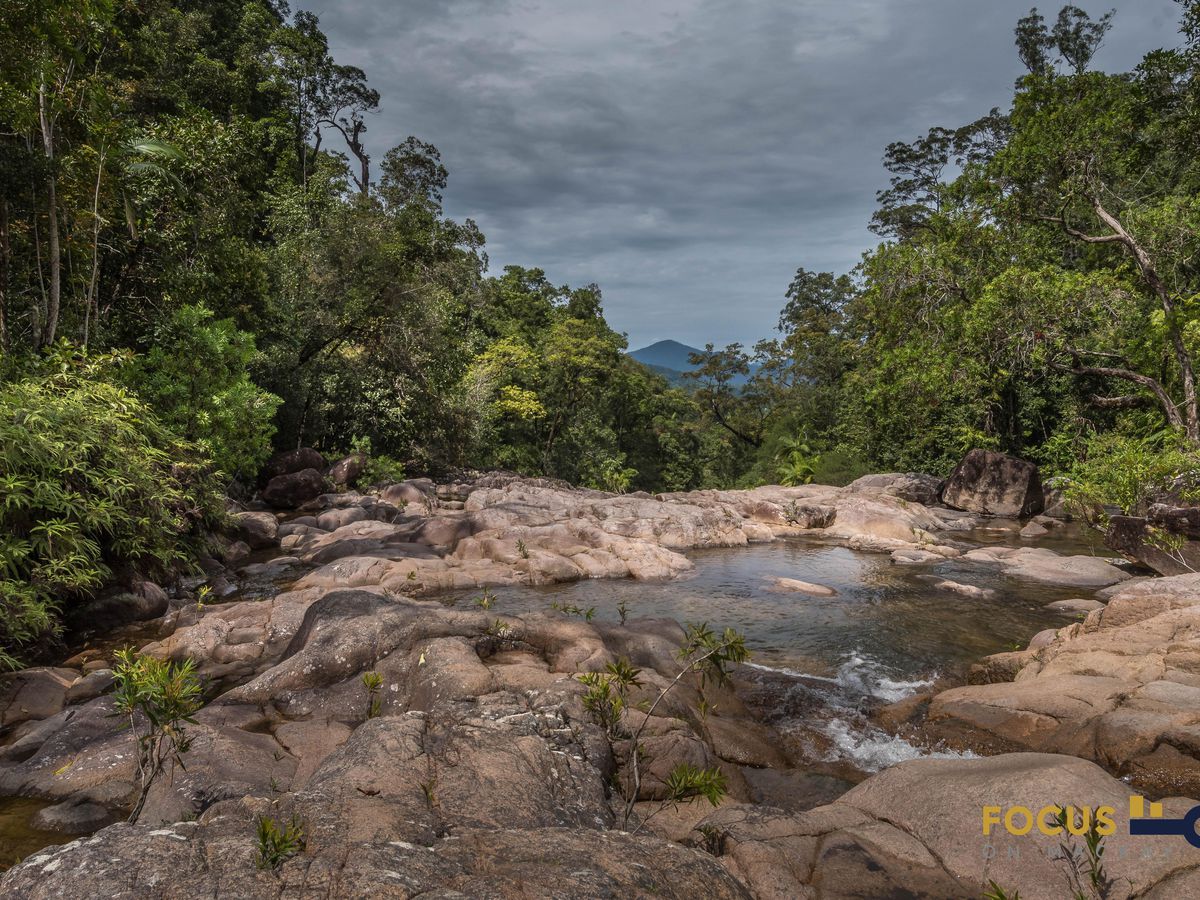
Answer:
xmin=782 ymin=499 xmax=807 ymax=526
xmin=983 ymin=881 xmax=1021 ymax=900
xmin=577 ymin=658 xmax=644 ymax=739
xmin=419 ymin=777 xmax=438 ymax=807
xmin=474 ymin=587 xmax=497 ymax=611
xmin=1052 ymin=805 xmax=1115 ymax=900
xmin=696 ymin=822 xmax=727 ymax=856
xmin=361 ymin=670 xmax=383 ymax=718
xmin=255 ymin=814 xmax=305 ymax=870
xmin=516 ymin=539 xmax=530 ymax=559
xmin=111 ymin=648 xmax=202 ymax=823
xmin=551 ymin=600 xmax=595 ymax=621
xmin=617 ymin=598 xmax=629 ymax=626
xmin=661 ymin=763 xmax=726 ymax=808
xmin=195 ymin=584 xmax=212 ymax=611
xmin=485 ymin=618 xmax=517 ymax=641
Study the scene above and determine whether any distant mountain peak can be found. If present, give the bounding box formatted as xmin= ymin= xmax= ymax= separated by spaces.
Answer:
xmin=628 ymin=340 xmax=703 ymax=373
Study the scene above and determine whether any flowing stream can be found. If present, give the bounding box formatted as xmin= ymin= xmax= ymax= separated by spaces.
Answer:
xmin=450 ymin=530 xmax=1103 ymax=785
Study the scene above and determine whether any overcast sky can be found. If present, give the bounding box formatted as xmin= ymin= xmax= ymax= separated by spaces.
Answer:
xmin=298 ymin=0 xmax=1184 ymax=350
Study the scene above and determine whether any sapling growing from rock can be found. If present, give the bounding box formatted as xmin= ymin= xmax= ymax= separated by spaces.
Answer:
xmin=618 ymin=622 xmax=748 ymax=830
xmin=111 ymin=648 xmax=202 ymax=823
xmin=577 ymin=623 xmax=749 ymax=831
xmin=361 ymin=670 xmax=383 ymax=718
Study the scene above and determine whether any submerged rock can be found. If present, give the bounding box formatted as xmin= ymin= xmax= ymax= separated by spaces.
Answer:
xmin=769 ymin=577 xmax=837 ymax=596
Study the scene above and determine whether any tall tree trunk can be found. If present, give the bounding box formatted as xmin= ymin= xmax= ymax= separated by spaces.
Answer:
xmin=1091 ymin=199 xmax=1200 ymax=444
xmin=0 ymin=196 xmax=9 ymax=351
xmin=84 ymin=147 xmax=106 ymax=347
xmin=38 ymin=78 xmax=61 ymax=348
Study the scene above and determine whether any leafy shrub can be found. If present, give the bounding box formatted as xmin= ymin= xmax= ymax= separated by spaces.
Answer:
xmin=347 ymin=436 xmax=406 ymax=487
xmin=0 ymin=347 xmax=225 ymax=667
xmin=125 ymin=304 xmax=281 ymax=479
xmin=111 ymin=649 xmax=202 ymax=822
xmin=1064 ymin=431 xmax=1200 ymax=521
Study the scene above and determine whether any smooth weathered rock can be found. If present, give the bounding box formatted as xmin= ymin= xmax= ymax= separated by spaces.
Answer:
xmin=0 ymin=668 xmax=79 ymax=726
xmin=29 ymin=799 xmax=113 ymax=834
xmin=326 ymin=452 xmax=366 ymax=487
xmin=846 ymin=472 xmax=943 ymax=506
xmin=262 ymin=468 xmax=327 ymax=509
xmin=1045 ymin=597 xmax=1104 ymax=614
xmin=261 ymin=447 xmax=325 ymax=481
xmin=69 ymin=586 xmax=169 ymax=629
xmin=917 ymin=575 xmax=996 ymax=599
xmin=962 ymin=545 xmax=1129 ymax=588
xmin=382 ymin=478 xmax=436 ymax=508
xmin=941 ymin=448 xmax=1044 ymax=517
xmin=769 ymin=577 xmax=836 ymax=597
xmin=1019 ymin=520 xmax=1049 ymax=539
xmin=232 ymin=510 xmax=278 ymax=549
xmin=689 ymin=753 xmax=1200 ymax=900
xmin=1106 ymin=513 xmax=1200 ymax=576
xmin=924 ymin=574 xmax=1200 ymax=793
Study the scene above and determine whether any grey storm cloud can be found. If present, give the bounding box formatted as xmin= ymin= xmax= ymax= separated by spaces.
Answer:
xmin=297 ymin=0 xmax=1184 ymax=349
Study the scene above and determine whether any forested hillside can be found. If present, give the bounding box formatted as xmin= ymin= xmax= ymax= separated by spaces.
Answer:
xmin=2 ymin=1 xmax=1200 ymax=663
xmin=690 ymin=4 xmax=1200 ymax=503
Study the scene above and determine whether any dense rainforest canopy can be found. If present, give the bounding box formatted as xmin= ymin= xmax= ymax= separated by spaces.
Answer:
xmin=1 ymin=0 xmax=1200 ymax=662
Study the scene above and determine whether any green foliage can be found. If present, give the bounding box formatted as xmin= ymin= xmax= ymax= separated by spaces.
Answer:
xmin=550 ymin=601 xmax=596 ymax=621
xmin=125 ymin=304 xmax=280 ymax=478
xmin=678 ymin=622 xmax=750 ymax=688
xmin=577 ymin=658 xmax=643 ymax=738
xmin=1051 ymin=805 xmax=1114 ymax=900
xmin=255 ymin=814 xmax=305 ymax=870
xmin=0 ymin=348 xmax=224 ymax=667
xmin=111 ymin=648 xmax=202 ymax=822
xmin=662 ymin=763 xmax=727 ymax=809
xmin=1064 ymin=432 xmax=1200 ymax=519
xmin=346 ymin=437 xmax=406 ymax=487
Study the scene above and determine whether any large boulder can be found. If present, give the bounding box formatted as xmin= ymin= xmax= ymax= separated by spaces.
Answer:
xmin=261 ymin=468 xmax=327 ymax=509
xmin=68 ymin=586 xmax=169 ymax=630
xmin=326 ymin=453 xmax=366 ymax=488
xmin=260 ymin=447 xmax=325 ymax=482
xmin=941 ymin=448 xmax=1044 ymax=517
xmin=231 ymin=510 xmax=278 ymax=549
